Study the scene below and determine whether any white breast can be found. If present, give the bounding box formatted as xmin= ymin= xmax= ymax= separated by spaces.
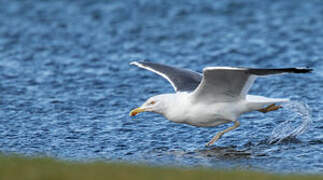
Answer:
xmin=163 ymin=93 xmax=245 ymax=127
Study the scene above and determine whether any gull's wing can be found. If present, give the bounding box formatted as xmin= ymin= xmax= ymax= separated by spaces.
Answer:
xmin=130 ymin=61 xmax=202 ymax=92
xmin=191 ymin=67 xmax=312 ymax=102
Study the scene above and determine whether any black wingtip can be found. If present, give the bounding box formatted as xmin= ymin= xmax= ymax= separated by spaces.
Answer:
xmin=293 ymin=68 xmax=313 ymax=73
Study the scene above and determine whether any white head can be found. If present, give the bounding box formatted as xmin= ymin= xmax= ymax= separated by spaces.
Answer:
xmin=129 ymin=94 xmax=173 ymax=117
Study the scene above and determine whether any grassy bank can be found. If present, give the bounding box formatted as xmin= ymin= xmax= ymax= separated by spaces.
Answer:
xmin=0 ymin=155 xmax=321 ymax=180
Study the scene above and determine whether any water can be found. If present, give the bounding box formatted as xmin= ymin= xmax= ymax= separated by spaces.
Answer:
xmin=269 ymin=101 xmax=312 ymax=144
xmin=0 ymin=0 xmax=323 ymax=174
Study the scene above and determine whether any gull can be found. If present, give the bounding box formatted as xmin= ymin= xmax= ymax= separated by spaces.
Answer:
xmin=129 ymin=61 xmax=312 ymax=146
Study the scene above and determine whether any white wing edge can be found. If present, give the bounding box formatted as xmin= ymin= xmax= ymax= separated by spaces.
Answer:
xmin=130 ymin=61 xmax=178 ymax=91
xmin=240 ymin=75 xmax=257 ymax=97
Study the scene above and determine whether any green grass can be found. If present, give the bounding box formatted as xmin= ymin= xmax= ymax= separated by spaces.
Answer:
xmin=0 ymin=155 xmax=321 ymax=180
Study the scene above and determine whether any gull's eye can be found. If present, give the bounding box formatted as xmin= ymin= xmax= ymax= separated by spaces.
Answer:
xmin=150 ymin=101 xmax=156 ymax=105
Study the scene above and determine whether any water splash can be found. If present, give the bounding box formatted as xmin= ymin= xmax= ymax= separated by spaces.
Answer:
xmin=268 ymin=101 xmax=312 ymax=144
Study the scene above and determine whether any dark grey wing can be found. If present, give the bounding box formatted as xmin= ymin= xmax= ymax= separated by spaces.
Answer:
xmin=192 ymin=67 xmax=312 ymax=103
xmin=130 ymin=61 xmax=202 ymax=92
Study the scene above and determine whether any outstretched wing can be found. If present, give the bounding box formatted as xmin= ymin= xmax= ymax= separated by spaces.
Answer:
xmin=191 ymin=67 xmax=312 ymax=103
xmin=130 ymin=61 xmax=202 ymax=92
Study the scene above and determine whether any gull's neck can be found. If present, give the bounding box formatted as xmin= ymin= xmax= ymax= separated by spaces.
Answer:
xmin=159 ymin=92 xmax=191 ymax=123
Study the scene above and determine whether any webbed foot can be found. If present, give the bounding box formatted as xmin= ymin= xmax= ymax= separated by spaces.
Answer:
xmin=257 ymin=104 xmax=282 ymax=113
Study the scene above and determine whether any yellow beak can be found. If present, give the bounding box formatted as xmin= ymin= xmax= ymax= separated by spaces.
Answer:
xmin=129 ymin=107 xmax=146 ymax=117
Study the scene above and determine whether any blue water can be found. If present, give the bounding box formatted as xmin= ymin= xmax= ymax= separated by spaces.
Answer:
xmin=0 ymin=0 xmax=323 ymax=173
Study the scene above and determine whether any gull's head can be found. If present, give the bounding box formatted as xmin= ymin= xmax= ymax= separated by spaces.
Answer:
xmin=129 ymin=95 xmax=170 ymax=117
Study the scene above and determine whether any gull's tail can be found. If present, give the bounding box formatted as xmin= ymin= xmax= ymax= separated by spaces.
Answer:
xmin=246 ymin=95 xmax=289 ymax=112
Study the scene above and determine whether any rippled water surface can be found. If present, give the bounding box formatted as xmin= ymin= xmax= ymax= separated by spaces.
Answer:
xmin=0 ymin=0 xmax=322 ymax=173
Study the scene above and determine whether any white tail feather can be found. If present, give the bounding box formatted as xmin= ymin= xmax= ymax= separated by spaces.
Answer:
xmin=246 ymin=95 xmax=289 ymax=112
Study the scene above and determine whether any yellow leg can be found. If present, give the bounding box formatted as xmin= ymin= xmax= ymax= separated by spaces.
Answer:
xmin=257 ymin=104 xmax=282 ymax=113
xmin=206 ymin=121 xmax=240 ymax=147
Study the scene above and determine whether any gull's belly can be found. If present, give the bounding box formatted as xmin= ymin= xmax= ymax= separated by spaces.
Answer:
xmin=162 ymin=93 xmax=248 ymax=127
xmin=185 ymin=115 xmax=232 ymax=127
xmin=180 ymin=102 xmax=244 ymax=127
